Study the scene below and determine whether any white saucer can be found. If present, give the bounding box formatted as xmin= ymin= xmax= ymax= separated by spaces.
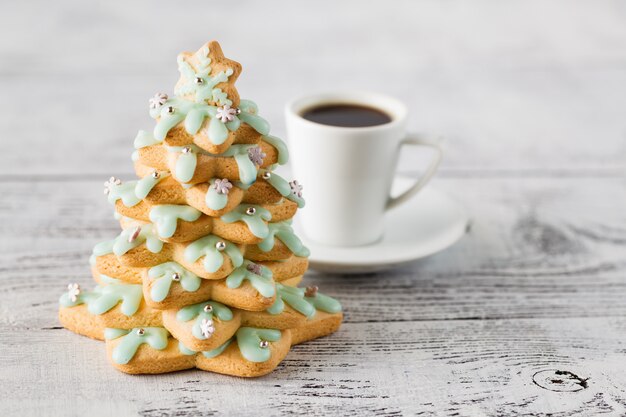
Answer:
xmin=295 ymin=177 xmax=469 ymax=273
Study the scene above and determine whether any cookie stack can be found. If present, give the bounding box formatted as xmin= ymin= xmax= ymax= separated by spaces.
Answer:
xmin=58 ymin=41 xmax=343 ymax=377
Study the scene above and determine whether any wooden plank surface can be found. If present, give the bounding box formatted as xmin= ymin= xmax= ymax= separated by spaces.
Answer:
xmin=1 ymin=0 xmax=626 ymax=416
xmin=2 ymin=176 xmax=626 ymax=416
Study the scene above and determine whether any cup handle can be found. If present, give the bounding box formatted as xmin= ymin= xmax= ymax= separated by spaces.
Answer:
xmin=386 ymin=134 xmax=443 ymax=211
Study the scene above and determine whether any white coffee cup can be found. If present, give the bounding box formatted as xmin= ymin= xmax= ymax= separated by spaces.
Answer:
xmin=285 ymin=92 xmax=442 ymax=247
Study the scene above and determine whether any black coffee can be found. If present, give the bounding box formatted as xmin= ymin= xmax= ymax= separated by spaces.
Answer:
xmin=301 ymin=104 xmax=392 ymax=128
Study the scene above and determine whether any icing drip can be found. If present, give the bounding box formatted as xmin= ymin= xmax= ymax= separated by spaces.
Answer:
xmin=261 ymin=135 xmax=289 ymax=165
xmin=306 ymin=291 xmax=343 ymax=314
xmin=225 ymin=261 xmax=275 ymax=298
xmin=107 ymin=182 xmax=141 ymax=207
xmin=136 ymin=172 xmax=167 ymax=199
xmin=105 ymin=327 xmax=169 ymax=365
xmin=236 ymin=327 xmax=281 ymax=362
xmin=201 ymin=339 xmax=232 ymax=358
xmin=149 ymin=94 xmax=271 ymax=148
xmin=178 ymin=339 xmax=232 ymax=358
xmin=267 ymin=284 xmax=342 ymax=316
xmin=149 ymin=205 xmax=202 ymax=238
xmin=59 ymin=284 xmax=142 ymax=316
xmin=148 ymin=262 xmax=201 ymax=302
xmin=106 ymin=173 xmax=167 ymax=207
xmin=166 ymin=144 xmax=260 ymax=185
xmin=178 ymin=341 xmax=197 ymax=356
xmin=113 ymin=224 xmax=164 ymax=256
xmin=176 ymin=301 xmax=233 ymax=340
xmin=93 ymin=239 xmax=115 ymax=257
xmin=104 ymin=328 xmax=129 ymax=340
xmin=266 ymin=284 xmax=316 ymax=318
xmin=133 ymin=130 xmax=162 ymax=149
xmin=220 ymin=205 xmax=272 ymax=238
xmin=205 ymin=178 xmax=230 ymax=210
xmin=184 ymin=235 xmax=243 ymax=273
xmin=206 ymin=113 xmax=231 ymax=145
xmin=151 ymin=98 xmax=242 ymax=144
xmin=237 ymin=100 xmax=270 ymax=136
xmin=177 ymin=146 xmax=198 ymax=183
xmin=259 ymin=169 xmax=305 ymax=208
xmin=229 ymin=146 xmax=259 ymax=184
xmin=98 ymin=274 xmax=122 ymax=284
xmin=258 ymin=221 xmax=310 ymax=257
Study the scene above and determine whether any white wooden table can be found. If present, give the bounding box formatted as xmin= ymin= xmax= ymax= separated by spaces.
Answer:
xmin=2 ymin=1 xmax=626 ymax=415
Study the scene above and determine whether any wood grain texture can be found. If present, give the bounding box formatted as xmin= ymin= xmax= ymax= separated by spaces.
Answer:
xmin=1 ymin=176 xmax=626 ymax=416
xmin=2 ymin=0 xmax=626 ymax=415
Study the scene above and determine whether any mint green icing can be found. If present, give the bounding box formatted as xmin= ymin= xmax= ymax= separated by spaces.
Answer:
xmin=306 ymin=291 xmax=343 ymax=314
xmin=267 ymin=284 xmax=316 ymax=318
xmin=175 ymin=46 xmax=234 ymax=105
xmin=136 ymin=173 xmax=167 ymax=199
xmin=238 ymin=100 xmax=270 ymax=136
xmin=107 ymin=182 xmax=141 ymax=207
xmin=259 ymin=169 xmax=305 ymax=208
xmin=113 ymin=224 xmax=164 ymax=256
xmin=230 ymin=146 xmax=258 ymax=184
xmin=236 ymin=327 xmax=281 ymax=362
xmin=131 ymin=150 xmax=139 ymax=162
xmin=233 ymin=179 xmax=252 ymax=191
xmin=133 ymin=130 xmax=162 ymax=149
xmin=148 ymin=262 xmax=201 ymax=302
xmin=262 ymin=135 xmax=288 ymax=165
xmin=151 ymin=98 xmax=245 ymax=144
xmin=152 ymin=100 xmax=186 ymax=140
xmin=216 ymin=144 xmax=260 ymax=184
xmin=237 ymin=99 xmax=258 ymax=114
xmin=184 ymin=235 xmax=243 ymax=273
xmin=148 ymin=54 xmax=271 ymax=147
xmin=178 ymin=341 xmax=197 ymax=356
xmin=104 ymin=328 xmax=129 ymax=340
xmin=105 ymin=327 xmax=169 ymax=365
xmin=266 ymin=284 xmax=342 ymax=317
xmin=149 ymin=205 xmax=202 ymax=238
xmin=258 ymin=221 xmax=310 ymax=257
xmin=201 ymin=339 xmax=232 ymax=358
xmin=221 ymin=205 xmax=272 ymax=238
xmin=176 ymin=300 xmax=233 ymax=340
xmin=207 ymin=115 xmax=230 ymax=145
xmin=166 ymin=144 xmax=259 ymax=185
xmin=205 ymin=179 xmax=230 ymax=210
xmin=177 ymin=148 xmax=197 ymax=183
xmin=178 ymin=339 xmax=232 ymax=358
xmin=143 ymin=50 xmax=271 ymax=154
xmin=226 ymin=262 xmax=275 ymax=298
xmin=59 ymin=283 xmax=142 ymax=316
xmin=99 ymin=274 xmax=121 ymax=284
xmin=176 ymin=300 xmax=233 ymax=322
xmin=93 ymin=239 xmax=115 ymax=257
xmin=107 ymin=174 xmax=166 ymax=207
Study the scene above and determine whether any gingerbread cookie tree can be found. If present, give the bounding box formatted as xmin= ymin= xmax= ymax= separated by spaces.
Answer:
xmin=58 ymin=41 xmax=342 ymax=377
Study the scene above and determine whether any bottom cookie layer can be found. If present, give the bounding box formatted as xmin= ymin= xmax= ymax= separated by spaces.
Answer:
xmin=61 ymin=308 xmax=342 ymax=376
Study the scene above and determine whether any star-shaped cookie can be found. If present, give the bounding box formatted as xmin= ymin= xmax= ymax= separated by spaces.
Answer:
xmin=174 ymin=41 xmax=243 ymax=107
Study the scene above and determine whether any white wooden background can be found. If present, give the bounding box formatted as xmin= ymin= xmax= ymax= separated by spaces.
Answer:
xmin=1 ymin=1 xmax=626 ymax=416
